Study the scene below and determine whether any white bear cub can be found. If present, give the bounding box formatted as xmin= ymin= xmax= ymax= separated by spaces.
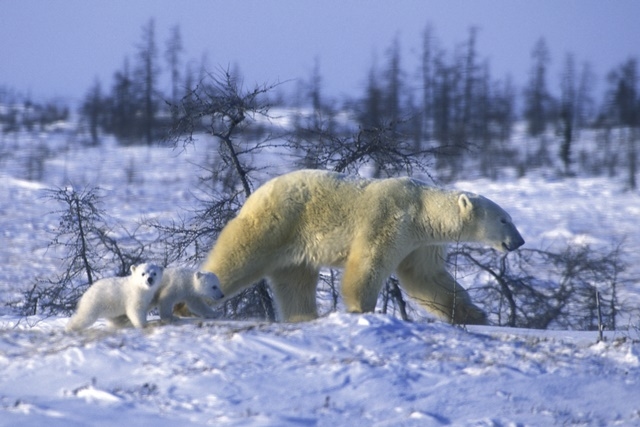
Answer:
xmin=152 ymin=267 xmax=224 ymax=322
xmin=66 ymin=263 xmax=163 ymax=331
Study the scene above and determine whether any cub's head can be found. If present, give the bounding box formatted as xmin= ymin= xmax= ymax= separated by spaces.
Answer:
xmin=458 ymin=192 xmax=525 ymax=252
xmin=194 ymin=271 xmax=225 ymax=300
xmin=130 ymin=263 xmax=164 ymax=289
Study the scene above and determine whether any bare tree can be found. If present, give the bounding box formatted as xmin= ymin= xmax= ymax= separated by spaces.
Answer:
xmin=17 ymin=187 xmax=148 ymax=316
xmin=462 ymin=27 xmax=479 ymax=141
xmin=165 ymin=25 xmax=183 ymax=110
xmin=358 ymin=61 xmax=384 ymax=132
xmin=107 ymin=57 xmax=137 ymax=143
xmin=420 ymin=24 xmax=436 ymax=143
xmin=170 ymin=69 xmax=277 ymax=195
xmin=449 ymin=243 xmax=627 ymax=330
xmin=524 ymin=38 xmax=555 ymax=170
xmin=80 ymin=79 xmax=105 ymax=146
xmin=606 ymin=58 xmax=639 ymax=190
xmin=164 ymin=69 xmax=283 ymax=320
xmin=380 ymin=277 xmax=408 ymax=321
xmin=135 ymin=18 xmax=160 ymax=145
xmin=383 ymin=36 xmax=403 ymax=132
xmin=524 ymin=38 xmax=553 ymax=138
xmin=559 ymin=53 xmax=577 ymax=175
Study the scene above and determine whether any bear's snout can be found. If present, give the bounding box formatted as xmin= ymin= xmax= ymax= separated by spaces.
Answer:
xmin=503 ymin=233 xmax=525 ymax=252
xmin=147 ymin=277 xmax=155 ymax=286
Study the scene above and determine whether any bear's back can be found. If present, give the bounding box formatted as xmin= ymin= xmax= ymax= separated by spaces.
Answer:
xmin=152 ymin=267 xmax=192 ymax=303
xmin=85 ymin=276 xmax=126 ymax=301
xmin=251 ymin=171 xmax=430 ymax=267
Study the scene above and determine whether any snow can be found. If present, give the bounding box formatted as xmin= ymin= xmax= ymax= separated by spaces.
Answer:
xmin=1 ymin=126 xmax=640 ymax=425
xmin=1 ymin=315 xmax=639 ymax=426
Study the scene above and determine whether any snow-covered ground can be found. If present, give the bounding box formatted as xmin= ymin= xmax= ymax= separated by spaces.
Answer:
xmin=1 ymin=127 xmax=639 ymax=425
xmin=1 ymin=314 xmax=639 ymax=426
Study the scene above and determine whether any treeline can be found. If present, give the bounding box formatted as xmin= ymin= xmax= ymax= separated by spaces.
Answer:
xmin=311 ymin=28 xmax=640 ymax=185
xmin=0 ymin=87 xmax=69 ymax=133
xmin=1 ymin=20 xmax=640 ymax=185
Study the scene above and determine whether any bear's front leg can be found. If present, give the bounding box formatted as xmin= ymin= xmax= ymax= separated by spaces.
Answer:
xmin=125 ymin=302 xmax=149 ymax=328
xmin=396 ymin=246 xmax=487 ymax=325
xmin=269 ymin=265 xmax=320 ymax=322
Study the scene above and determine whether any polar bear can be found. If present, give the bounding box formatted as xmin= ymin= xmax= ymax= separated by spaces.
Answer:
xmin=203 ymin=170 xmax=524 ymax=324
xmin=66 ymin=263 xmax=163 ymax=331
xmin=151 ymin=268 xmax=224 ymax=322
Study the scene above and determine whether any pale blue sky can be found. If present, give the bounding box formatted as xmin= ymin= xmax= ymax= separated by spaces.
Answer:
xmin=1 ymin=0 xmax=639 ymax=104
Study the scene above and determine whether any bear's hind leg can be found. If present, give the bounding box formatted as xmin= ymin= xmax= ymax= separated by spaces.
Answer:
xmin=159 ymin=298 xmax=180 ymax=322
xmin=396 ymin=246 xmax=487 ymax=325
xmin=107 ymin=314 xmax=132 ymax=328
xmin=66 ymin=312 xmax=98 ymax=331
xmin=66 ymin=301 xmax=100 ymax=331
xmin=341 ymin=251 xmax=389 ymax=314
xmin=269 ymin=265 xmax=319 ymax=322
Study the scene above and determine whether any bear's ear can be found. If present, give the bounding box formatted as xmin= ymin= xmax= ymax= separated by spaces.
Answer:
xmin=130 ymin=264 xmax=137 ymax=274
xmin=196 ymin=271 xmax=204 ymax=279
xmin=458 ymin=193 xmax=474 ymax=215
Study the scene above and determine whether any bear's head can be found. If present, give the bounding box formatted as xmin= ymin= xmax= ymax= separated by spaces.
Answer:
xmin=458 ymin=192 xmax=525 ymax=252
xmin=194 ymin=271 xmax=225 ymax=300
xmin=130 ymin=263 xmax=164 ymax=288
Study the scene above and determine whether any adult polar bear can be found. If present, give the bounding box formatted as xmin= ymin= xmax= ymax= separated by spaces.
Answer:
xmin=203 ymin=170 xmax=524 ymax=324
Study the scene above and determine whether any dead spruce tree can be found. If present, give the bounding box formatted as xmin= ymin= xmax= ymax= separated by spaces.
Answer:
xmin=19 ymin=186 xmax=147 ymax=316
xmin=161 ymin=69 xmax=283 ymax=320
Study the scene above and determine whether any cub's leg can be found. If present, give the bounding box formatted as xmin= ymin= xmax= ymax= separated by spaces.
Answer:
xmin=159 ymin=298 xmax=179 ymax=322
xmin=184 ymin=297 xmax=217 ymax=318
xmin=125 ymin=304 xmax=148 ymax=329
xmin=67 ymin=310 xmax=99 ymax=331
xmin=66 ymin=297 xmax=102 ymax=331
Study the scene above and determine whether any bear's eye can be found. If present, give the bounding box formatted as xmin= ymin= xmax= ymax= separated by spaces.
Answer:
xmin=500 ymin=218 xmax=508 ymax=224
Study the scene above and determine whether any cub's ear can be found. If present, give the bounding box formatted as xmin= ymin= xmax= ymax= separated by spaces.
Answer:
xmin=458 ymin=193 xmax=474 ymax=215
xmin=196 ymin=271 xmax=204 ymax=279
xmin=130 ymin=264 xmax=137 ymax=274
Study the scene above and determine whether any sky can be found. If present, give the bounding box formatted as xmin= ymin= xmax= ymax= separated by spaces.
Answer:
xmin=1 ymin=0 xmax=639 ymax=106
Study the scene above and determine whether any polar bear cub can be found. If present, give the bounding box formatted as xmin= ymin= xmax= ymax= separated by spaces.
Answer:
xmin=151 ymin=267 xmax=224 ymax=322
xmin=66 ymin=263 xmax=163 ymax=331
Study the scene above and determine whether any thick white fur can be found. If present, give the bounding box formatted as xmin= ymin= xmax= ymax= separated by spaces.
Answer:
xmin=203 ymin=170 xmax=524 ymax=324
xmin=66 ymin=263 xmax=163 ymax=331
xmin=151 ymin=267 xmax=224 ymax=321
